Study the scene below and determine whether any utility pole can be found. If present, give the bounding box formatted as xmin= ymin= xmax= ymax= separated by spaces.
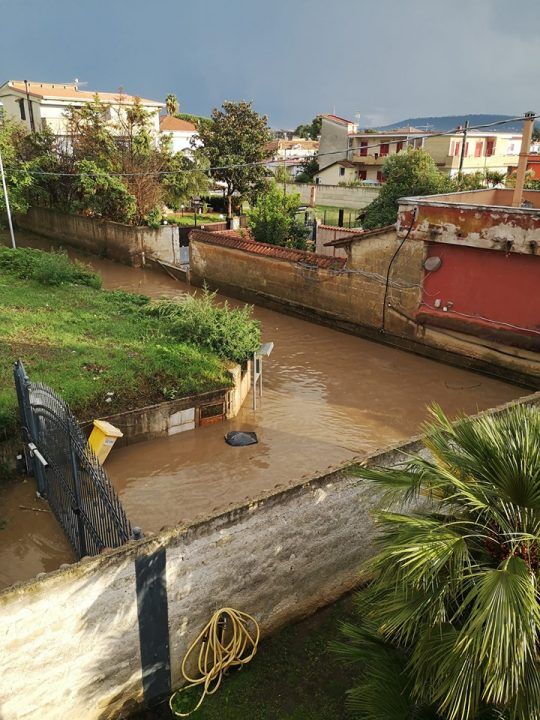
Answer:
xmin=0 ymin=137 xmax=16 ymax=249
xmin=512 ymin=111 xmax=536 ymax=208
xmin=458 ymin=120 xmax=469 ymax=176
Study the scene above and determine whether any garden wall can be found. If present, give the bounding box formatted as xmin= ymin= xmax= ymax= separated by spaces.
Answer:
xmin=0 ymin=393 xmax=537 ymax=720
xmin=189 ymin=229 xmax=540 ymax=387
xmin=284 ymin=182 xmax=380 ymax=209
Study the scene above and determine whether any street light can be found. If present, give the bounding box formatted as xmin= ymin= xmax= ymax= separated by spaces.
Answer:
xmin=0 ymin=101 xmax=16 ymax=249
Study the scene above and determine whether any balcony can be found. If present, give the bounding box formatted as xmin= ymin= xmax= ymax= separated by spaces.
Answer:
xmin=349 ymin=153 xmax=387 ymax=165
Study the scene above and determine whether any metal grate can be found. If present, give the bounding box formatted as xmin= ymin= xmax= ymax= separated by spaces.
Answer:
xmin=14 ymin=360 xmax=135 ymax=558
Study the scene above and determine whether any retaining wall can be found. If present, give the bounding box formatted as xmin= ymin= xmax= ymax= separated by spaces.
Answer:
xmin=0 ymin=393 xmax=537 ymax=719
xmin=285 ymin=182 xmax=380 ymax=209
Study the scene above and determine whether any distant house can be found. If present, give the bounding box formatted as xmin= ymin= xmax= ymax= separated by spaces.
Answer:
xmin=313 ymin=160 xmax=363 ymax=185
xmin=159 ymin=115 xmax=198 ymax=153
xmin=0 ymin=79 xmax=165 ymax=136
xmin=317 ymin=112 xmax=523 ymax=182
xmin=266 ymin=138 xmax=319 ymax=177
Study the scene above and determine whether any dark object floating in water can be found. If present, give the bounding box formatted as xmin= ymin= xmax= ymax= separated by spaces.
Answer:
xmin=225 ymin=431 xmax=258 ymax=446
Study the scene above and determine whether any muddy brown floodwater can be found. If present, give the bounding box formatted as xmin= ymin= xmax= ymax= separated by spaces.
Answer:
xmin=0 ymin=231 xmax=526 ymax=588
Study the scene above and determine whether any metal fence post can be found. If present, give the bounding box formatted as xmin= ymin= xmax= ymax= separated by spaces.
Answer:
xmin=69 ymin=437 xmax=87 ymax=558
xmin=14 ymin=361 xmax=48 ymax=496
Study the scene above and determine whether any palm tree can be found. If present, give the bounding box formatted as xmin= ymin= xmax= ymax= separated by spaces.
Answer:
xmin=335 ymin=404 xmax=540 ymax=720
xmin=166 ymin=93 xmax=179 ymax=116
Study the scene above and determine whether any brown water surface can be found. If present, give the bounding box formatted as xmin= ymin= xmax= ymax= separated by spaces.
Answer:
xmin=0 ymin=231 xmax=525 ymax=587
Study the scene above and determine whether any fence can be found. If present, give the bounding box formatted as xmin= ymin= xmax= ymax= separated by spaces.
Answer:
xmin=14 ymin=360 xmax=135 ymax=558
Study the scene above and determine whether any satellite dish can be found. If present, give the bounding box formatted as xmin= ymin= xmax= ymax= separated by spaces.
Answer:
xmin=424 ymin=256 xmax=442 ymax=272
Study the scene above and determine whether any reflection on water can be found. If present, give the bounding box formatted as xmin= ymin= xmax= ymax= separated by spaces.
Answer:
xmin=0 ymin=231 xmax=525 ymax=586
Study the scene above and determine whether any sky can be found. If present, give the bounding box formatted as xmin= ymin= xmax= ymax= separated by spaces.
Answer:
xmin=1 ymin=0 xmax=539 ymax=129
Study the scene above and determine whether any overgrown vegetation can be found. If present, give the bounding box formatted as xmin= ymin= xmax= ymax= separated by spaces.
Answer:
xmin=0 ymin=96 xmax=209 ymax=228
xmin=248 ymin=183 xmax=310 ymax=249
xmin=336 ymin=404 xmax=540 ymax=720
xmin=148 ymin=287 xmax=261 ymax=364
xmin=0 ymin=249 xmax=261 ymax=436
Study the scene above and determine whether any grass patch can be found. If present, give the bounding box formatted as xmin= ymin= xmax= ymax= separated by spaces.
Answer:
xmin=314 ymin=205 xmax=362 ymax=228
xmin=0 ymin=249 xmax=236 ymax=438
xmin=136 ymin=597 xmax=354 ymax=720
xmin=167 ymin=213 xmax=225 ymax=227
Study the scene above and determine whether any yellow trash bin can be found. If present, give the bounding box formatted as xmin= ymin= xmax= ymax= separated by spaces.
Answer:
xmin=88 ymin=419 xmax=123 ymax=465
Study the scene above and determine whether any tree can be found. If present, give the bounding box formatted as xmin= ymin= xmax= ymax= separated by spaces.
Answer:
xmin=295 ymin=157 xmax=319 ymax=183
xmin=166 ymin=93 xmax=179 ymax=116
xmin=0 ymin=118 xmax=33 ymax=223
xmin=248 ymin=183 xmax=310 ymax=249
xmin=362 ymin=149 xmax=452 ymax=229
xmin=335 ymin=404 xmax=540 ymax=720
xmin=197 ymin=100 xmax=271 ymax=218
xmin=294 ymin=117 xmax=321 ymax=140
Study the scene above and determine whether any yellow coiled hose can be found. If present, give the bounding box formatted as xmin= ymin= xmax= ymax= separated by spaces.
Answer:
xmin=169 ymin=607 xmax=260 ymax=717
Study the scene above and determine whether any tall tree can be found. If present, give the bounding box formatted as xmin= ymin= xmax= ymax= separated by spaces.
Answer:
xmin=335 ymin=404 xmax=540 ymax=720
xmin=294 ymin=117 xmax=322 ymax=140
xmin=197 ymin=100 xmax=271 ymax=218
xmin=362 ymin=149 xmax=452 ymax=229
xmin=166 ymin=93 xmax=179 ymax=116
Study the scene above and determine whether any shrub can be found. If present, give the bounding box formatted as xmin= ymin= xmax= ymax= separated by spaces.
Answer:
xmin=248 ymin=184 xmax=310 ymax=249
xmin=147 ymin=287 xmax=261 ymax=364
xmin=0 ymin=247 xmax=101 ymax=288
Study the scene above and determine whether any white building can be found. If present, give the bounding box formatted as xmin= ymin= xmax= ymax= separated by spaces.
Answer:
xmin=159 ymin=115 xmax=198 ymax=153
xmin=266 ymin=138 xmax=319 ymax=177
xmin=0 ymin=79 xmax=165 ymax=135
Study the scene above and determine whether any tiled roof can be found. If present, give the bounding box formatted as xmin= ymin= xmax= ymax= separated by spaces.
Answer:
xmin=323 ymin=224 xmax=396 ymax=247
xmin=319 ymin=114 xmax=353 ymax=125
xmin=266 ymin=139 xmax=319 ymax=152
xmin=159 ymin=115 xmax=197 ymax=132
xmin=3 ymin=80 xmax=164 ymax=107
xmin=191 ymin=229 xmax=347 ymax=269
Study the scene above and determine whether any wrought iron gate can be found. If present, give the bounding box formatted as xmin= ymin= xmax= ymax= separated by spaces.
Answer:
xmin=14 ymin=360 xmax=135 ymax=558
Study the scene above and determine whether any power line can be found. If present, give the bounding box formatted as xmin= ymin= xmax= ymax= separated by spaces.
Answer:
xmin=4 ymin=112 xmax=538 ymax=179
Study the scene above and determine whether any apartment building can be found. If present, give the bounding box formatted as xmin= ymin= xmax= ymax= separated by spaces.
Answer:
xmin=316 ymin=113 xmax=522 ymax=183
xmin=0 ymin=79 xmax=164 ymax=136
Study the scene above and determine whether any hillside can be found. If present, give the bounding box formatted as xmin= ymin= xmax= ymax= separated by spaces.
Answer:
xmin=376 ymin=114 xmax=526 ymax=133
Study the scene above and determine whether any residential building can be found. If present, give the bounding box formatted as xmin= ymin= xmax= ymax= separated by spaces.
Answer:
xmin=313 ymin=160 xmax=360 ymax=185
xmin=0 ymin=79 xmax=165 ymax=136
xmin=266 ymin=138 xmax=319 ymax=177
xmin=317 ymin=113 xmax=522 ymax=182
xmin=159 ymin=115 xmax=198 ymax=153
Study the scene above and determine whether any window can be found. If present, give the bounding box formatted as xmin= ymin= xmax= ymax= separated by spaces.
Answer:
xmin=475 ymin=141 xmax=483 ymax=158
xmin=358 ymin=170 xmax=367 ymax=180
xmin=464 ymin=142 xmax=469 ymax=157
xmin=339 ymin=166 xmax=346 ymax=177
xmin=380 ymin=143 xmax=389 ymax=156
xmin=376 ymin=170 xmax=384 ymax=182
xmin=17 ymin=98 xmax=26 ymax=121
xmin=359 ymin=141 xmax=368 ymax=156
xmin=396 ymin=141 xmax=404 ymax=153
xmin=486 ymin=139 xmax=495 ymax=157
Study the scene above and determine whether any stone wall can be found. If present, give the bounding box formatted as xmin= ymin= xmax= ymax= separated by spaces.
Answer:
xmin=189 ymin=229 xmax=540 ymax=387
xmin=0 ymin=393 xmax=537 ymax=720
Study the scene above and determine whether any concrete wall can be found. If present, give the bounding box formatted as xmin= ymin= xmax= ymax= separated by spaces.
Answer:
xmin=285 ymin=182 xmax=380 ymax=209
xmin=189 ymin=229 xmax=540 ymax=387
xmin=315 ymin=225 xmax=357 ymax=257
xmin=16 ymin=207 xmax=194 ymax=267
xmin=0 ymin=393 xmax=537 ymax=720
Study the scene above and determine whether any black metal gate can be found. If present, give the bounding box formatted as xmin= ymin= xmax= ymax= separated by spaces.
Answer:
xmin=14 ymin=360 xmax=136 ymax=558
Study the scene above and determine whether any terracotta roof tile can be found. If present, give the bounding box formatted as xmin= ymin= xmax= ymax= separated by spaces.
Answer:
xmin=191 ymin=229 xmax=347 ymax=269
xmin=4 ymin=80 xmax=164 ymax=107
xmin=160 ymin=115 xmax=197 ymax=132
xmin=323 ymin=224 xmax=396 ymax=247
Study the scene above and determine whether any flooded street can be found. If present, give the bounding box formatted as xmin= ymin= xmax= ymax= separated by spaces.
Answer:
xmin=0 ymin=231 xmax=525 ymax=587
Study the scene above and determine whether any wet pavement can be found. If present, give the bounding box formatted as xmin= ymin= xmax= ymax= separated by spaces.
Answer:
xmin=0 ymin=231 xmax=525 ymax=588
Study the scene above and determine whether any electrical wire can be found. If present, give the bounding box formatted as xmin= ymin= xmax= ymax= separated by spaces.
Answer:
xmin=5 ymin=113 xmax=538 ymax=178
xmin=169 ymin=608 xmax=260 ymax=717
xmin=380 ymin=209 xmax=417 ymax=331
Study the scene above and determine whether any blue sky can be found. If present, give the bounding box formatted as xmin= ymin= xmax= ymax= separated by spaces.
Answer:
xmin=1 ymin=0 xmax=538 ymax=129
